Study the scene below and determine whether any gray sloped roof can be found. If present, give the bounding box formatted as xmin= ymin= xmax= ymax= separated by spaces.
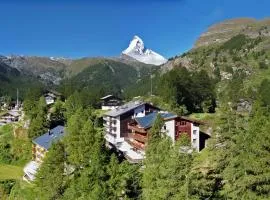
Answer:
xmin=32 ymin=125 xmax=66 ymax=150
xmin=105 ymin=101 xmax=146 ymax=117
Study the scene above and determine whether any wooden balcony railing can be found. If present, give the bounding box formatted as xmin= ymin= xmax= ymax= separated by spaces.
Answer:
xmin=126 ymin=139 xmax=145 ymax=151
xmin=128 ymin=125 xmax=147 ymax=134
xmin=128 ymin=133 xmax=147 ymax=143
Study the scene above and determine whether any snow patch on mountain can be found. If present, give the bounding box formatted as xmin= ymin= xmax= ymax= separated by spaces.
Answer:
xmin=122 ymin=35 xmax=167 ymax=66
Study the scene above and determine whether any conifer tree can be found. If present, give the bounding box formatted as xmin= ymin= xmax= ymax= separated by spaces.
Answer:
xmin=65 ymin=108 xmax=99 ymax=167
xmin=222 ymin=103 xmax=270 ymax=199
xmin=142 ymin=114 xmax=193 ymax=200
xmin=188 ymin=105 xmax=243 ymax=199
xmin=28 ymin=97 xmax=48 ymax=139
xmin=106 ymin=154 xmax=141 ymax=199
xmin=63 ymin=136 xmax=108 ymax=200
xmin=35 ymin=142 xmax=66 ymax=200
xmin=50 ymin=99 xmax=65 ymax=127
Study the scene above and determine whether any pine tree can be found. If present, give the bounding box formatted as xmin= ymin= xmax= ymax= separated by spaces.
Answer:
xmin=63 ymin=137 xmax=108 ymax=200
xmin=142 ymin=114 xmax=193 ymax=200
xmin=50 ymin=99 xmax=65 ymax=127
xmin=65 ymin=108 xmax=99 ymax=167
xmin=222 ymin=103 xmax=270 ymax=199
xmin=106 ymin=154 xmax=126 ymax=200
xmin=35 ymin=142 xmax=66 ymax=200
xmin=28 ymin=97 xmax=48 ymax=139
xmin=188 ymin=105 xmax=244 ymax=200
xmin=64 ymin=91 xmax=83 ymax=119
xmin=106 ymin=154 xmax=141 ymax=199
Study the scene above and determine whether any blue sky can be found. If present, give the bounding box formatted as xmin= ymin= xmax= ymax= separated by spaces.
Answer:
xmin=0 ymin=0 xmax=269 ymax=58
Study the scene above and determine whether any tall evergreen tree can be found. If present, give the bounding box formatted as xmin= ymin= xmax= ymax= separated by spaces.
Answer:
xmin=65 ymin=108 xmax=98 ymax=167
xmin=142 ymin=115 xmax=193 ymax=200
xmin=28 ymin=97 xmax=48 ymax=139
xmin=188 ymin=105 xmax=244 ymax=200
xmin=35 ymin=142 xmax=66 ymax=200
xmin=106 ymin=154 xmax=141 ymax=200
xmin=222 ymin=103 xmax=270 ymax=199
xmin=50 ymin=99 xmax=65 ymax=127
xmin=63 ymin=137 xmax=108 ymax=200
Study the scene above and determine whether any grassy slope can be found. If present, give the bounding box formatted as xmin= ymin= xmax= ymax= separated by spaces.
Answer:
xmin=0 ymin=165 xmax=23 ymax=180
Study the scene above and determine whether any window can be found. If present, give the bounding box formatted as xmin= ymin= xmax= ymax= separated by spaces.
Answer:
xmin=193 ymin=139 xmax=196 ymax=144
xmin=180 ymin=121 xmax=186 ymax=126
xmin=164 ymin=125 xmax=166 ymax=130
xmin=193 ymin=130 xmax=197 ymax=135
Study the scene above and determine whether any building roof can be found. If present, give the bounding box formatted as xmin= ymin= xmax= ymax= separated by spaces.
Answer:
xmin=100 ymin=95 xmax=114 ymax=100
xmin=101 ymin=94 xmax=122 ymax=101
xmin=8 ymin=110 xmax=20 ymax=117
xmin=45 ymin=89 xmax=62 ymax=96
xmin=180 ymin=116 xmax=205 ymax=125
xmin=32 ymin=125 xmax=66 ymax=150
xmin=1 ymin=110 xmax=20 ymax=117
xmin=105 ymin=101 xmax=148 ymax=117
xmin=135 ymin=111 xmax=177 ymax=129
xmin=45 ymin=93 xmax=57 ymax=98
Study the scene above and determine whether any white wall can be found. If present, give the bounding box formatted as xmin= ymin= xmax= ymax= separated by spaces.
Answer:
xmin=162 ymin=119 xmax=175 ymax=143
xmin=191 ymin=124 xmax=200 ymax=151
xmin=104 ymin=116 xmax=122 ymax=145
xmin=115 ymin=116 xmax=121 ymax=139
xmin=45 ymin=97 xmax=54 ymax=105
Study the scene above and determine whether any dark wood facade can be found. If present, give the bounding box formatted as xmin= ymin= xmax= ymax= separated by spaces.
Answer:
xmin=127 ymin=116 xmax=203 ymax=151
xmin=101 ymin=95 xmax=122 ymax=107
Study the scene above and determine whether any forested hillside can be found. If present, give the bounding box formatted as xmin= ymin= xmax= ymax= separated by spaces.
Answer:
xmin=0 ymin=60 xmax=43 ymax=99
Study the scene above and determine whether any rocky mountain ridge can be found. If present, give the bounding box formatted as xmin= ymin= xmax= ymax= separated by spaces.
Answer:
xmin=0 ymin=53 xmax=156 ymax=86
xmin=195 ymin=18 xmax=270 ymax=48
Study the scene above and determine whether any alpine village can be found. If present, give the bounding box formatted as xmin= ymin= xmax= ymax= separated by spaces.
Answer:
xmin=1 ymin=14 xmax=270 ymax=200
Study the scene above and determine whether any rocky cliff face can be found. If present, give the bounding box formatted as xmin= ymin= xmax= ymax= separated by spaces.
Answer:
xmin=195 ymin=18 xmax=270 ymax=48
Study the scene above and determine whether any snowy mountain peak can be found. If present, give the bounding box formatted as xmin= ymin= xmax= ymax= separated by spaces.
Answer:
xmin=122 ymin=35 xmax=167 ymax=66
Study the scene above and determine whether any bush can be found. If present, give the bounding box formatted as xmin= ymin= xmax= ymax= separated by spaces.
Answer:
xmin=221 ymin=34 xmax=250 ymax=51
xmin=259 ymin=61 xmax=268 ymax=69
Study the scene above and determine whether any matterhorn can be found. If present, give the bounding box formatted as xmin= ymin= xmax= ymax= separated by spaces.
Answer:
xmin=122 ymin=35 xmax=167 ymax=66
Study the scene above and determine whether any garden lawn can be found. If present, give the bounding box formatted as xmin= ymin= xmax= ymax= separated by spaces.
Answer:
xmin=0 ymin=164 xmax=23 ymax=180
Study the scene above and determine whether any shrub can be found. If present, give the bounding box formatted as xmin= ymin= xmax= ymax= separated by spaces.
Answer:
xmin=259 ymin=61 xmax=268 ymax=69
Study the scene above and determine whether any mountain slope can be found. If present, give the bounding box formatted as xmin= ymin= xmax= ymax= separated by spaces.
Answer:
xmin=0 ymin=59 xmax=43 ymax=98
xmin=122 ymin=35 xmax=167 ymax=65
xmin=61 ymin=59 xmax=153 ymax=96
xmin=123 ymin=18 xmax=270 ymax=108
xmin=1 ymin=55 xmax=67 ymax=85
xmin=195 ymin=18 xmax=270 ymax=48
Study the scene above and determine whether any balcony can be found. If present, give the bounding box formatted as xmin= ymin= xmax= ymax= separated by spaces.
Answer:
xmin=103 ymin=116 xmax=110 ymax=121
xmin=116 ymin=141 xmax=144 ymax=163
xmin=126 ymin=139 xmax=145 ymax=151
xmin=105 ymin=133 xmax=116 ymax=144
xmin=128 ymin=124 xmax=147 ymax=134
xmin=128 ymin=133 xmax=147 ymax=143
xmin=124 ymin=150 xmax=144 ymax=164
